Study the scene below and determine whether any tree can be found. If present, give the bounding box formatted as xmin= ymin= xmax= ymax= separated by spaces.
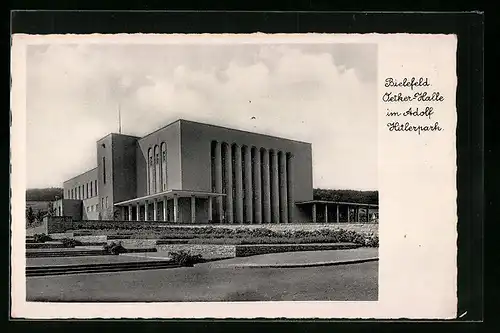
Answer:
xmin=26 ymin=207 xmax=36 ymax=225
xmin=113 ymin=208 xmax=121 ymax=221
xmin=46 ymin=202 xmax=56 ymax=217
xmin=35 ymin=210 xmax=45 ymax=222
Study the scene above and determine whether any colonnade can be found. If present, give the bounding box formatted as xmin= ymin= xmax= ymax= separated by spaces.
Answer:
xmin=211 ymin=141 xmax=295 ymax=224
xmin=310 ymin=203 xmax=373 ymax=223
xmin=122 ymin=195 xmax=183 ymax=223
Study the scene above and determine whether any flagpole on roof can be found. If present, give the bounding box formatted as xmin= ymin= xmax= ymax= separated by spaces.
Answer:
xmin=118 ymin=101 xmax=122 ymax=134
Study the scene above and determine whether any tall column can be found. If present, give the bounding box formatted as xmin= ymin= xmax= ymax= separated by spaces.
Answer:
xmin=261 ymin=149 xmax=271 ymax=223
xmin=286 ymin=153 xmax=294 ymax=223
xmin=191 ymin=196 xmax=196 ymax=224
xmin=244 ymin=146 xmax=253 ymax=224
xmin=153 ymin=200 xmax=158 ymax=221
xmin=234 ymin=145 xmax=244 ymax=224
xmin=347 ymin=205 xmax=350 ymax=222
xmin=270 ymin=150 xmax=280 ymax=223
xmin=279 ymin=152 xmax=288 ymax=224
xmin=128 ymin=205 xmax=132 ymax=221
xmin=136 ymin=203 xmax=140 ymax=221
xmin=144 ymin=201 xmax=148 ymax=221
xmin=173 ymin=195 xmax=178 ymax=223
xmin=163 ymin=198 xmax=167 ymax=221
xmin=325 ymin=204 xmax=328 ymax=223
xmin=366 ymin=207 xmax=370 ymax=222
xmin=214 ymin=141 xmax=223 ymax=222
xmin=357 ymin=207 xmax=360 ymax=222
xmin=312 ymin=203 xmax=317 ymax=223
xmin=207 ymin=197 xmax=213 ymax=222
xmin=336 ymin=204 xmax=340 ymax=223
xmin=224 ymin=143 xmax=233 ymax=223
xmin=253 ymin=148 xmax=262 ymax=224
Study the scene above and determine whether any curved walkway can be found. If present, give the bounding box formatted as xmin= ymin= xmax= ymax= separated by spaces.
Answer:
xmin=198 ymin=247 xmax=378 ymax=268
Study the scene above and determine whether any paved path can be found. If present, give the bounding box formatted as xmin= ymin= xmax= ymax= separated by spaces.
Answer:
xmin=198 ymin=248 xmax=378 ymax=268
xmin=27 ymin=261 xmax=378 ymax=302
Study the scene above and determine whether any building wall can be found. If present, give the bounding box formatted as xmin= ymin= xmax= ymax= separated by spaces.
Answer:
xmin=97 ymin=134 xmax=114 ymax=220
xmin=179 ymin=120 xmax=314 ymax=222
xmin=52 ymin=199 xmax=82 ymax=221
xmin=63 ymin=168 xmax=98 ymax=202
xmin=111 ymin=134 xmax=139 ymax=203
xmin=136 ymin=121 xmax=182 ymax=197
xmin=82 ymin=196 xmax=100 ymax=220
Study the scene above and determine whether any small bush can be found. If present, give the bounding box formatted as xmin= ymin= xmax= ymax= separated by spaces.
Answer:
xmin=33 ymin=233 xmax=52 ymax=243
xmin=103 ymin=241 xmax=128 ymax=255
xmin=168 ymin=250 xmax=203 ymax=266
xmin=60 ymin=238 xmax=83 ymax=248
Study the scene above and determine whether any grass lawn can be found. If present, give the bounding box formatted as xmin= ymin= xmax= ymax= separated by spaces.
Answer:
xmin=26 ymin=261 xmax=378 ymax=302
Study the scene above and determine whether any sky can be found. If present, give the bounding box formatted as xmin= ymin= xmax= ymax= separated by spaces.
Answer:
xmin=26 ymin=42 xmax=377 ymax=190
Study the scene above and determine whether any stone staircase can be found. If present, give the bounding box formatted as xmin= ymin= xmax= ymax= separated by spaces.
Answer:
xmin=26 ymin=260 xmax=181 ymax=277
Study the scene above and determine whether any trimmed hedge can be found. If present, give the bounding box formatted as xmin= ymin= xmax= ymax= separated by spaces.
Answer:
xmin=70 ymin=226 xmax=379 ymax=247
xmin=168 ymin=250 xmax=203 ymax=266
xmin=33 ymin=233 xmax=52 ymax=243
xmin=60 ymin=238 xmax=83 ymax=248
xmin=103 ymin=241 xmax=128 ymax=255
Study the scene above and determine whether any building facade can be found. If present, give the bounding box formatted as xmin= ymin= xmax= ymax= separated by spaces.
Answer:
xmin=55 ymin=119 xmax=316 ymax=223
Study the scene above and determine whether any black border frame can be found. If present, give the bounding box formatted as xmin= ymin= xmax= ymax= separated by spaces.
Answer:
xmin=8 ymin=10 xmax=484 ymax=327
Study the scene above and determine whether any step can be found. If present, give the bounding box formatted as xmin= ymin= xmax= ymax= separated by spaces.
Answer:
xmin=26 ymin=248 xmax=158 ymax=258
xmin=156 ymin=239 xmax=190 ymax=245
xmin=26 ymin=261 xmax=181 ymax=277
xmin=26 ymin=242 xmax=66 ymax=249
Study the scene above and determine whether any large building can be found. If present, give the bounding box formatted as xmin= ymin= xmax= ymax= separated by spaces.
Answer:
xmin=53 ymin=119 xmax=378 ymax=224
xmin=53 ymin=119 xmax=314 ymax=223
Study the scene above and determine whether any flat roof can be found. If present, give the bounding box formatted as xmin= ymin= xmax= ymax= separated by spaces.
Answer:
xmin=138 ymin=119 xmax=311 ymax=145
xmin=114 ymin=189 xmax=226 ymax=206
xmin=63 ymin=167 xmax=98 ymax=184
xmin=296 ymin=200 xmax=379 ymax=207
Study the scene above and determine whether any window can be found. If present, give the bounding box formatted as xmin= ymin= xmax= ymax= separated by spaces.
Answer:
xmin=105 ymin=196 xmax=109 ymax=208
xmin=102 ymin=198 xmax=105 ymax=209
xmin=95 ymin=180 xmax=98 ymax=195
xmin=161 ymin=142 xmax=167 ymax=191
xmin=90 ymin=181 xmax=93 ymax=197
xmin=102 ymin=157 xmax=106 ymax=184
xmin=147 ymin=148 xmax=153 ymax=194
xmin=154 ymin=145 xmax=160 ymax=194
xmin=86 ymin=183 xmax=89 ymax=199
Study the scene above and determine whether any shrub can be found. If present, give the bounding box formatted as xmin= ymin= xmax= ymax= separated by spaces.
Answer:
xmin=33 ymin=233 xmax=52 ymax=243
xmin=103 ymin=241 xmax=128 ymax=255
xmin=168 ymin=250 xmax=203 ymax=266
xmin=60 ymin=238 xmax=83 ymax=248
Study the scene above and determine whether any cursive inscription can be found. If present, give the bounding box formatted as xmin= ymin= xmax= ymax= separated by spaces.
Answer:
xmin=383 ymin=77 xmax=444 ymax=135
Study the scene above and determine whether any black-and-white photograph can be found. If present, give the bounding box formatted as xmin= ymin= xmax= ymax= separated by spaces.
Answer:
xmin=23 ymin=40 xmax=379 ymax=302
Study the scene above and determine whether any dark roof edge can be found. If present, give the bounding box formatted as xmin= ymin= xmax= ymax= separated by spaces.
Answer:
xmin=63 ymin=167 xmax=98 ymax=184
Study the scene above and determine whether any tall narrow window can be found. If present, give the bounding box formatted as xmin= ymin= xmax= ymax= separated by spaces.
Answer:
xmin=102 ymin=157 xmax=106 ymax=184
xmin=95 ymin=180 xmax=98 ymax=195
xmin=86 ymin=183 xmax=89 ymax=198
xmin=147 ymin=148 xmax=153 ymax=194
xmin=161 ymin=143 xmax=167 ymax=191
xmin=154 ymin=145 xmax=160 ymax=193
xmin=90 ymin=181 xmax=93 ymax=197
